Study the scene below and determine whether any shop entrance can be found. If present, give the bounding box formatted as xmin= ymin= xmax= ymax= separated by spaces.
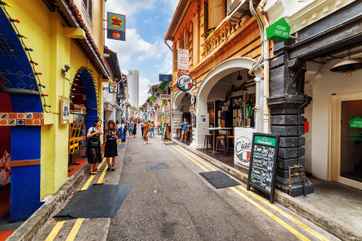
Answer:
xmin=0 ymin=7 xmax=43 ymax=223
xmin=68 ymin=69 xmax=98 ymax=176
xmin=201 ymin=70 xmax=255 ymax=167
xmin=332 ymin=93 xmax=362 ymax=190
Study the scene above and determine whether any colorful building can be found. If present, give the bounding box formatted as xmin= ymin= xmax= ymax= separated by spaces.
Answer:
xmin=0 ymin=0 xmax=110 ymax=221
xmin=165 ymin=0 xmax=265 ymax=173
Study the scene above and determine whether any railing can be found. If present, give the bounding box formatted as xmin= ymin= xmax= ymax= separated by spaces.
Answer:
xmin=201 ymin=14 xmax=250 ymax=58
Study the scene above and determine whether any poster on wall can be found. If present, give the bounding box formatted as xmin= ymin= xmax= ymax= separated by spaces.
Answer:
xmin=107 ymin=12 xmax=126 ymax=41
xmin=234 ymin=128 xmax=256 ymax=168
xmin=177 ymin=49 xmax=189 ymax=71
xmin=59 ymin=97 xmax=70 ymax=125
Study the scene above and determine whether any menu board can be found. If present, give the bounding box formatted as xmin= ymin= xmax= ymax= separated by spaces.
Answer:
xmin=247 ymin=133 xmax=279 ymax=202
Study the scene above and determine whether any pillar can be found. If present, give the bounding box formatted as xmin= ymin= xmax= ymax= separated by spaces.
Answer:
xmin=268 ymin=42 xmax=313 ymax=197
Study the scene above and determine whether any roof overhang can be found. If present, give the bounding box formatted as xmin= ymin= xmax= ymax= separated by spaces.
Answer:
xmin=164 ymin=0 xmax=191 ymax=41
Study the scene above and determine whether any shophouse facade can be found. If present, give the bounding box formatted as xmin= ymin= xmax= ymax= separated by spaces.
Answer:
xmin=265 ymin=0 xmax=362 ymax=193
xmin=0 ymin=0 xmax=110 ymax=221
xmin=165 ymin=0 xmax=264 ymax=168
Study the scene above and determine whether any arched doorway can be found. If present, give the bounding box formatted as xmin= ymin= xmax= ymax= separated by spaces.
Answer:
xmin=194 ymin=58 xmax=262 ymax=167
xmin=68 ymin=68 xmax=98 ymax=175
xmin=0 ymin=8 xmax=43 ymax=221
xmin=172 ymin=91 xmax=193 ymax=144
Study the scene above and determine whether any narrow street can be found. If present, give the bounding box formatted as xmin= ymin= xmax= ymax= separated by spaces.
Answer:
xmin=106 ymin=136 xmax=339 ymax=241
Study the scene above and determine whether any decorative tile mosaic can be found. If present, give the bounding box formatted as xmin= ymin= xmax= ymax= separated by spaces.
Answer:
xmin=0 ymin=112 xmax=43 ymax=126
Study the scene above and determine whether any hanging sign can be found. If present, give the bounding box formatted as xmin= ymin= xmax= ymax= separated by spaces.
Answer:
xmin=160 ymin=94 xmax=171 ymax=101
xmin=159 ymin=74 xmax=172 ymax=82
xmin=108 ymin=81 xmax=117 ymax=93
xmin=247 ymin=133 xmax=279 ymax=202
xmin=107 ymin=12 xmax=126 ymax=41
xmin=266 ymin=17 xmax=291 ymax=41
xmin=177 ymin=49 xmax=189 ymax=71
xmin=177 ymin=75 xmax=193 ymax=92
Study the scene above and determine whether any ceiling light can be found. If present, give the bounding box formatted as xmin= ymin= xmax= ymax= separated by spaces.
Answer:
xmin=330 ymin=59 xmax=362 ymax=72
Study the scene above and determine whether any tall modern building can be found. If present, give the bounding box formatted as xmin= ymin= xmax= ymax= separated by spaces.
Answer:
xmin=127 ymin=70 xmax=140 ymax=108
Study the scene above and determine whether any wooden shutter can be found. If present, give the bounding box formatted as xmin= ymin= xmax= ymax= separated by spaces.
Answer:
xmin=208 ymin=0 xmax=226 ymax=29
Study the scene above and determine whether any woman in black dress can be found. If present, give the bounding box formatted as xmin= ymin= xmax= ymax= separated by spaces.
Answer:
xmin=104 ymin=120 xmax=118 ymax=171
xmin=87 ymin=121 xmax=102 ymax=175
xmin=132 ymin=122 xmax=137 ymax=137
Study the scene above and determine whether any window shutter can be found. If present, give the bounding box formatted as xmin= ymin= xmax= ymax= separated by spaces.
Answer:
xmin=208 ymin=0 xmax=226 ymax=29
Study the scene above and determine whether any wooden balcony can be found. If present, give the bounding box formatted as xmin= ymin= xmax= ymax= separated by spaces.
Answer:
xmin=201 ymin=0 xmax=260 ymax=58
xmin=202 ymin=15 xmax=251 ymax=58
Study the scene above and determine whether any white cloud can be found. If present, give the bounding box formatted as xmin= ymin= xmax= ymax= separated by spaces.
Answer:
xmin=106 ymin=0 xmax=176 ymax=106
xmin=106 ymin=0 xmax=156 ymax=16
xmin=139 ymin=77 xmax=152 ymax=104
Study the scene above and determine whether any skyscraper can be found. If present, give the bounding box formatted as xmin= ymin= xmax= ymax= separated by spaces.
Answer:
xmin=127 ymin=70 xmax=140 ymax=108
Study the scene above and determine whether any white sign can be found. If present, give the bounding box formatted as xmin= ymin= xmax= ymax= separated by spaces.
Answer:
xmin=160 ymin=94 xmax=171 ymax=100
xmin=177 ymin=49 xmax=189 ymax=70
xmin=234 ymin=128 xmax=256 ymax=168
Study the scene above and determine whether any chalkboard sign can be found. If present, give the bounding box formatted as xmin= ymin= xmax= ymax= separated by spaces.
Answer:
xmin=247 ymin=133 xmax=279 ymax=202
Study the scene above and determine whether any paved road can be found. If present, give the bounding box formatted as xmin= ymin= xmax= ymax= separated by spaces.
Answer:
xmin=107 ymin=136 xmax=339 ymax=241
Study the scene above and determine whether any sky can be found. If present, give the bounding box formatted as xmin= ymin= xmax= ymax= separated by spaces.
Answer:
xmin=106 ymin=0 xmax=178 ymax=105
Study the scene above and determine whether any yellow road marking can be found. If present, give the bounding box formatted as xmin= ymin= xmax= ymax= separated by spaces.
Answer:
xmin=236 ymin=186 xmax=330 ymax=241
xmin=45 ymin=158 xmax=107 ymax=240
xmin=65 ymin=218 xmax=85 ymax=241
xmin=174 ymin=146 xmax=330 ymax=241
xmin=171 ymin=145 xmax=330 ymax=241
xmin=96 ymin=165 xmax=108 ymax=184
xmin=80 ymin=175 xmax=95 ymax=191
xmin=44 ymin=221 xmax=65 ymax=241
xmin=230 ymin=187 xmax=311 ymax=241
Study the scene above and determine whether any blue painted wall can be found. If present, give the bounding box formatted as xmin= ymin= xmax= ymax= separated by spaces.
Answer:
xmin=1 ymin=8 xmax=42 ymax=221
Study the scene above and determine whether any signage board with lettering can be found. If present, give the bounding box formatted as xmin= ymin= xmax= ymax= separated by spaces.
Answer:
xmin=234 ymin=128 xmax=255 ymax=168
xmin=176 ymin=75 xmax=193 ymax=92
xmin=247 ymin=133 xmax=279 ymax=202
xmin=159 ymin=74 xmax=172 ymax=82
xmin=177 ymin=49 xmax=189 ymax=71
xmin=107 ymin=12 xmax=126 ymax=41
xmin=266 ymin=17 xmax=291 ymax=41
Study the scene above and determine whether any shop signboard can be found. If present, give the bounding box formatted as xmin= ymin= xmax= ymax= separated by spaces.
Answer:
xmin=234 ymin=128 xmax=255 ymax=168
xmin=159 ymin=74 xmax=172 ymax=82
xmin=177 ymin=49 xmax=189 ymax=71
xmin=107 ymin=12 xmax=126 ymax=41
xmin=59 ymin=97 xmax=70 ymax=125
xmin=160 ymin=94 xmax=171 ymax=101
xmin=176 ymin=75 xmax=193 ymax=92
xmin=247 ymin=133 xmax=279 ymax=202
xmin=349 ymin=116 xmax=362 ymax=128
xmin=266 ymin=17 xmax=291 ymax=41
xmin=108 ymin=82 xmax=117 ymax=93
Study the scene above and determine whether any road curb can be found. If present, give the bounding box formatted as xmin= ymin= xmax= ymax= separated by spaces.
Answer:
xmin=172 ymin=139 xmax=361 ymax=241
xmin=7 ymin=164 xmax=87 ymax=241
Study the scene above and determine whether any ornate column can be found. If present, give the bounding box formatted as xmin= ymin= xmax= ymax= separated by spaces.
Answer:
xmin=268 ymin=42 xmax=314 ymax=197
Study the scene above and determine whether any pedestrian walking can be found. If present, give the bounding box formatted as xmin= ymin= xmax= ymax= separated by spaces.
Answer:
xmin=87 ymin=120 xmax=102 ymax=175
xmin=119 ymin=121 xmax=127 ymax=143
xmin=104 ymin=120 xmax=118 ymax=171
xmin=150 ymin=121 xmax=155 ymax=138
xmin=141 ymin=122 xmax=144 ymax=137
xmin=132 ymin=121 xmax=137 ymax=137
xmin=143 ymin=121 xmax=150 ymax=144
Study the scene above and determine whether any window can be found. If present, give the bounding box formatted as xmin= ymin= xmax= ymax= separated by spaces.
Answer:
xmin=82 ymin=0 xmax=93 ymax=22
xmin=204 ymin=0 xmax=209 ymax=36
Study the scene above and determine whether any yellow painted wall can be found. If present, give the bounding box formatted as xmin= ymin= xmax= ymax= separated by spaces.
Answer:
xmin=5 ymin=0 xmax=105 ymax=198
